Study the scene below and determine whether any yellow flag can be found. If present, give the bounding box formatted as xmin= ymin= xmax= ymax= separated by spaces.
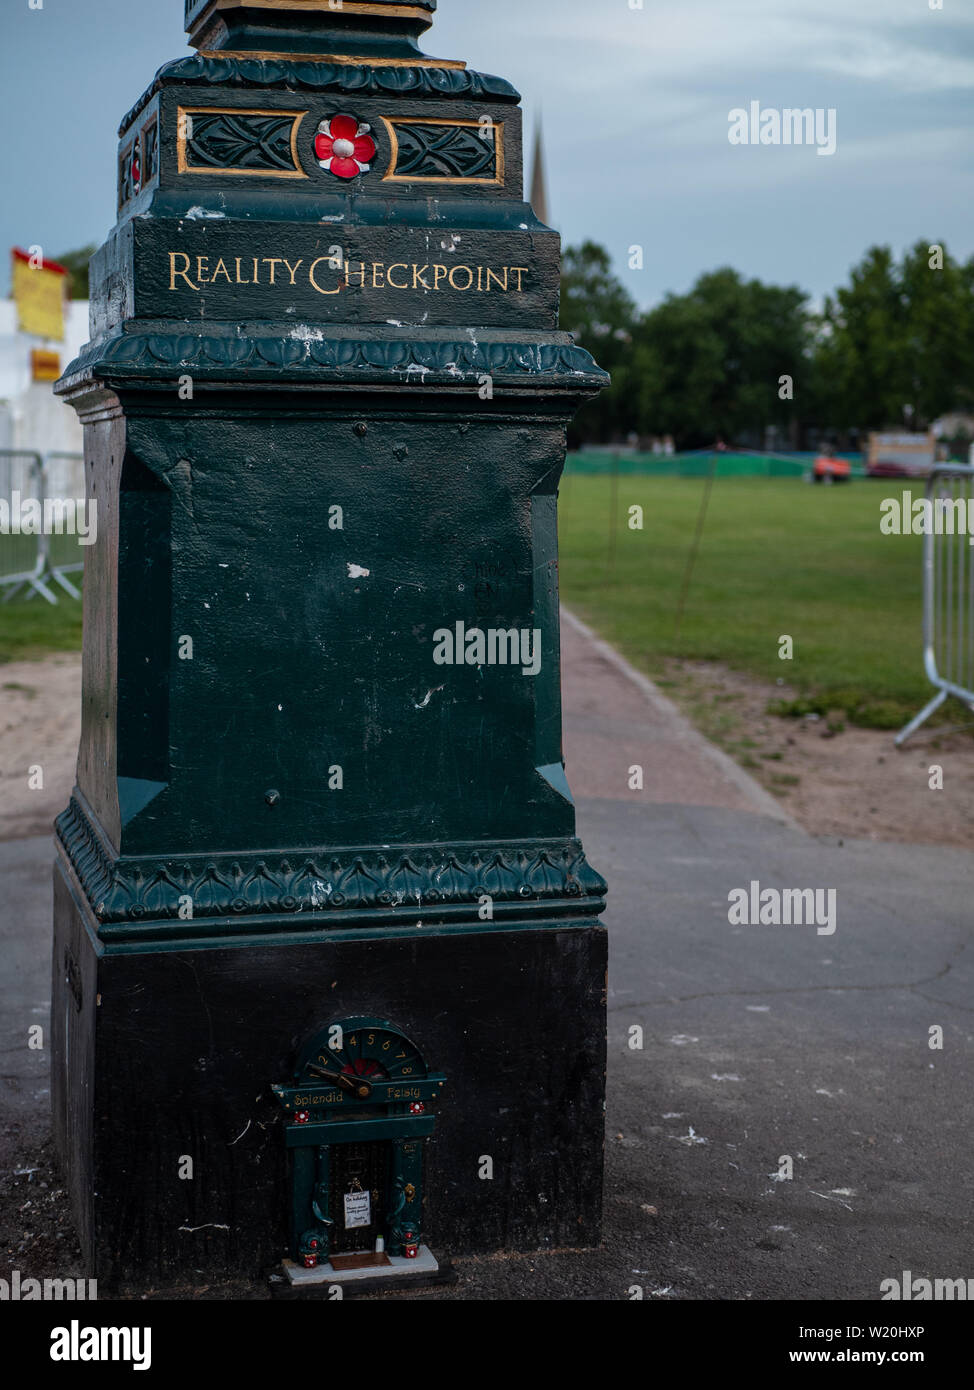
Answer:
xmin=11 ymin=248 xmax=68 ymax=341
xmin=31 ymin=348 xmax=62 ymax=382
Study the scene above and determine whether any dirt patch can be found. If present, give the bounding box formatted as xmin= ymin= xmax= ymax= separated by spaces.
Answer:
xmin=656 ymin=657 xmax=974 ymax=849
xmin=0 ymin=656 xmax=80 ymax=841
xmin=1 ymin=1139 xmax=84 ymax=1284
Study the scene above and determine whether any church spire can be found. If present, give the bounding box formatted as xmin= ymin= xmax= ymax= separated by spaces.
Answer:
xmin=529 ymin=117 xmax=550 ymax=225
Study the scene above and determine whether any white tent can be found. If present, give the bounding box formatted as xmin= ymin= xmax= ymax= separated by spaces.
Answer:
xmin=0 ymin=300 xmax=89 ymax=459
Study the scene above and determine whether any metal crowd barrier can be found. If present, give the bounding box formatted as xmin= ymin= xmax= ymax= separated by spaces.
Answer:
xmin=897 ymin=462 xmax=974 ymax=745
xmin=0 ymin=448 xmax=86 ymax=605
xmin=0 ymin=448 xmax=57 ymax=604
xmin=42 ymin=451 xmax=86 ymax=599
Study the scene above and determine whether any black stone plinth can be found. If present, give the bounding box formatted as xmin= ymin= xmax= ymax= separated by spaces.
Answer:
xmin=52 ymin=863 xmax=606 ymax=1286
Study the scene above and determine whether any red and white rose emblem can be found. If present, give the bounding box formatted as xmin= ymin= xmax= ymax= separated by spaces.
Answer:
xmin=315 ymin=115 xmax=376 ymax=179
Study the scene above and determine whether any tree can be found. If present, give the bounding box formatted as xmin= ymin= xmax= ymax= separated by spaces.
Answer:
xmin=560 ymin=241 xmax=637 ymax=343
xmin=559 ymin=241 xmax=639 ymax=444
xmin=558 ymin=239 xmax=974 ymax=448
xmin=630 ymin=268 xmax=811 ymax=448
xmin=815 ymin=247 xmax=907 ymax=429
xmin=812 ymin=242 xmax=974 ymax=432
xmin=55 ymin=244 xmax=97 ymax=300
xmin=898 ymin=241 xmax=974 ymax=425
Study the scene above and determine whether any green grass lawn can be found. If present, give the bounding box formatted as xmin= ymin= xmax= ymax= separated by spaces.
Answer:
xmin=558 ymin=474 xmax=930 ymax=729
xmin=0 ymin=594 xmax=83 ymax=664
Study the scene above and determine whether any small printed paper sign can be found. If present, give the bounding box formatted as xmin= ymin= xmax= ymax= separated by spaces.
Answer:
xmin=344 ymin=1190 xmax=371 ymax=1229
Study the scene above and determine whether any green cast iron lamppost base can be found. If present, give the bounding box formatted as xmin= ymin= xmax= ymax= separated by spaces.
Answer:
xmin=52 ymin=0 xmax=609 ymax=1286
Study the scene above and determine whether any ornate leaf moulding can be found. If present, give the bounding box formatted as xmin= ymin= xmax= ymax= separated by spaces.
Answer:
xmin=120 ymin=55 xmax=520 ymax=139
xmin=60 ymin=332 xmax=609 ymax=391
xmin=55 ymin=797 xmax=608 ymax=940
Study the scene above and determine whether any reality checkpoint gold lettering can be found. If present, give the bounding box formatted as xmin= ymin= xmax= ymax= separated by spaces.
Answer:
xmin=168 ymin=252 xmax=531 ymax=296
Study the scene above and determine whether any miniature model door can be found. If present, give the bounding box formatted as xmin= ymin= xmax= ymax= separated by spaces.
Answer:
xmin=329 ymin=1141 xmax=390 ymax=1254
xmin=272 ymin=1016 xmax=446 ymax=1270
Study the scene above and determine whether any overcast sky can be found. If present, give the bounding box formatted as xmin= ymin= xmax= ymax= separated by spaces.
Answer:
xmin=1 ymin=0 xmax=971 ymax=310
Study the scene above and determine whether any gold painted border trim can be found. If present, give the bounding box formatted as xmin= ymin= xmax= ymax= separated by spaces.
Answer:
xmin=380 ymin=116 xmax=505 ymax=186
xmin=190 ymin=0 xmax=434 ymax=35
xmin=223 ymin=0 xmax=430 ymax=13
xmin=177 ymin=105 xmax=308 ymax=178
xmin=199 ymin=47 xmax=465 ymax=69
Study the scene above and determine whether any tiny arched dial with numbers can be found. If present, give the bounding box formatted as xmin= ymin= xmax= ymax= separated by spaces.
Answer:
xmin=295 ymin=1017 xmax=429 ymax=1100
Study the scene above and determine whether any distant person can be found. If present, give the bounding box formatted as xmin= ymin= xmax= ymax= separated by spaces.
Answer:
xmin=663 ymin=435 xmax=675 ymax=456
xmin=812 ymin=445 xmax=851 ymax=484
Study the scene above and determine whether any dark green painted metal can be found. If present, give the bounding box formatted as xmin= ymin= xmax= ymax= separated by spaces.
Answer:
xmin=387 ymin=1136 xmax=425 ymax=1256
xmin=293 ymin=1013 xmax=428 ymax=1074
xmin=55 ymin=0 xmax=607 ymax=958
xmin=118 ymin=57 xmax=519 ymax=146
xmin=273 ymin=1076 xmax=444 ymax=1108
xmin=284 ymin=1115 xmax=435 ymax=1147
xmin=277 ymin=1016 xmax=441 ymax=1261
xmin=63 ymin=333 xmax=599 ymax=380
xmin=59 ymin=791 xmax=604 ymax=942
xmin=185 ymin=0 xmax=438 ymax=61
xmin=292 ymin=1143 xmax=324 ymax=1265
